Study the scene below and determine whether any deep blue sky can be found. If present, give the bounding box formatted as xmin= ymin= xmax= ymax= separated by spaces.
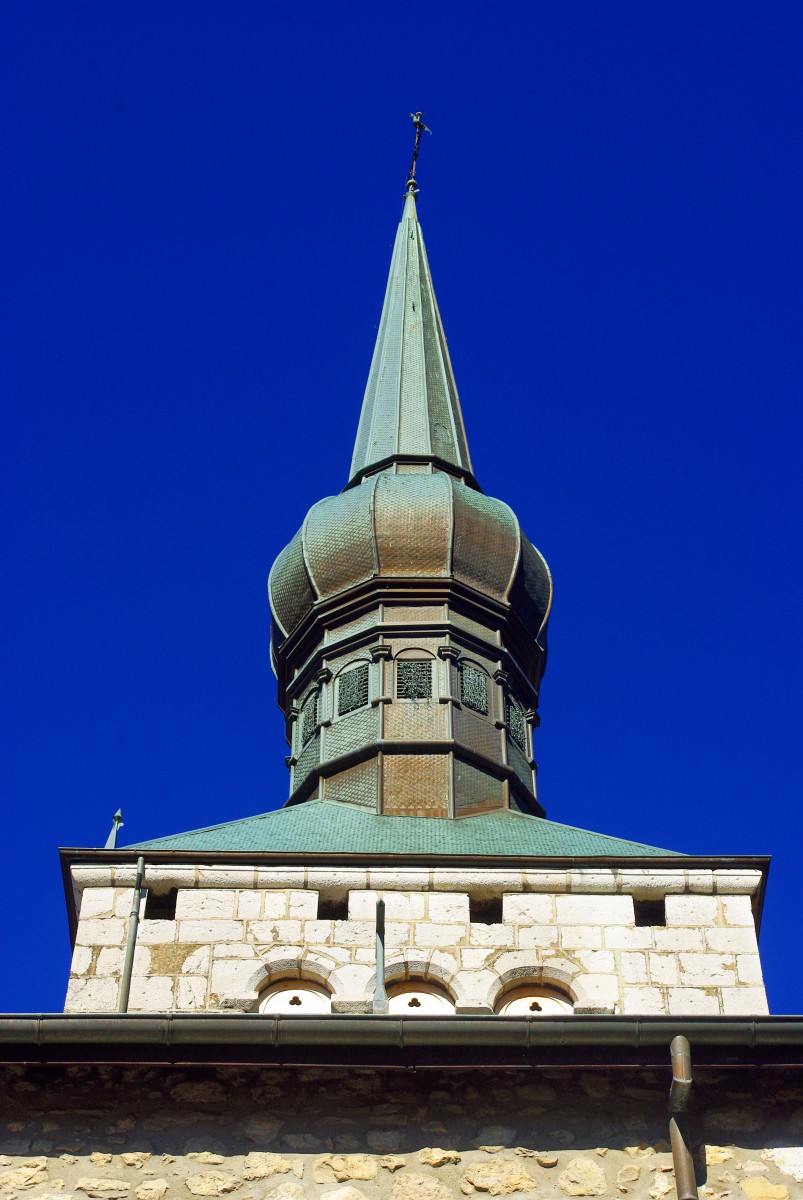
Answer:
xmin=3 ymin=3 xmax=801 ymax=1013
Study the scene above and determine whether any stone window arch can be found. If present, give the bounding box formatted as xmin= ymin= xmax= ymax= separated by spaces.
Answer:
xmin=335 ymin=660 xmax=371 ymax=718
xmin=494 ymin=983 xmax=574 ymax=1016
xmin=387 ymin=980 xmax=455 ymax=1015
xmin=395 ymin=649 xmax=435 ymax=701
xmin=258 ymin=979 xmax=332 ymax=1014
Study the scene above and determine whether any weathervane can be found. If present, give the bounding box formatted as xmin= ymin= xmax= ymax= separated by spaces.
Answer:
xmin=406 ymin=111 xmax=431 ymax=193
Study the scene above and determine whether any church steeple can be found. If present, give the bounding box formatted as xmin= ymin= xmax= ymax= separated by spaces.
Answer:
xmin=349 ymin=186 xmax=474 ymax=487
xmin=268 ymin=144 xmax=552 ymax=820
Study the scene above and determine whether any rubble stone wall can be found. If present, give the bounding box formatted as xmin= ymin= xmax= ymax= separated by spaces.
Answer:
xmin=64 ymin=868 xmax=768 ymax=1017
xmin=1 ymin=1065 xmax=802 ymax=1200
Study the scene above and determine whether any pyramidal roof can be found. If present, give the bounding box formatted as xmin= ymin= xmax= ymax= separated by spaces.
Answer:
xmin=127 ymin=801 xmax=681 ymax=857
xmin=348 ymin=187 xmax=474 ymax=487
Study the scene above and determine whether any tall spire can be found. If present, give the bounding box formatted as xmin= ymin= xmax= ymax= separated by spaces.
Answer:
xmin=348 ymin=185 xmax=474 ymax=487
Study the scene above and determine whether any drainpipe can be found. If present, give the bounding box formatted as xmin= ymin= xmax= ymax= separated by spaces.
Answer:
xmin=118 ymin=856 xmax=145 ymax=1013
xmin=372 ymin=898 xmax=389 ymax=1014
xmin=669 ymin=1034 xmax=698 ymax=1200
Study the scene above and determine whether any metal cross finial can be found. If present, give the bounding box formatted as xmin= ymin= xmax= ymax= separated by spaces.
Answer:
xmin=104 ymin=808 xmax=124 ymax=849
xmin=406 ymin=111 xmax=432 ymax=193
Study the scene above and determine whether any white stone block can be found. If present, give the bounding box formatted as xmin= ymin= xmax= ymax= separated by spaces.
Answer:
xmin=349 ymin=890 xmax=426 ymax=920
xmin=623 ymin=986 xmax=666 ymax=1014
xmin=286 ymin=890 xmax=317 ymax=918
xmin=578 ymin=975 xmax=619 ymax=1010
xmin=247 ymin=916 xmax=300 ymax=945
xmin=176 ymin=976 xmax=208 ymax=1010
xmin=460 ymin=948 xmax=496 ymax=969
xmin=503 ymin=895 xmax=553 ymax=924
xmin=367 ymin=868 xmax=431 ymax=891
xmin=256 ymin=867 xmax=307 ymax=889
xmin=567 ymin=869 xmax=616 ymax=894
xmin=262 ymin=892 xmax=289 ymax=918
xmin=427 ymin=893 xmax=470 ymax=922
xmin=719 ymin=987 xmax=769 ymax=1015
xmin=617 ymin=870 xmax=688 ymax=896
xmin=522 ymin=871 xmax=569 ymax=893
xmin=141 ymin=865 xmax=196 ymax=891
xmin=182 ymin=945 xmax=210 ymax=974
xmin=177 ymin=920 xmax=244 ymax=944
xmin=329 ymin=962 xmax=373 ymax=1001
xmin=302 ymin=920 xmax=334 ymax=943
xmin=128 ymin=976 xmax=174 ymax=1011
xmin=210 ymin=958 xmax=261 ymax=997
xmin=666 ymin=987 xmax=720 ymax=1015
xmin=686 ymin=871 xmax=715 ymax=894
xmin=721 ymin=895 xmax=755 ymax=926
xmin=137 ymin=919 xmax=177 ymax=945
xmin=556 ymin=895 xmax=632 ymax=925
xmin=176 ymin=890 xmax=237 ymax=920
xmin=665 ymin=895 xmax=717 ymax=926
xmin=131 ymin=945 xmax=152 ymax=976
xmin=70 ymin=946 xmax=93 ymax=975
xmin=75 ymin=918 xmax=126 ymax=946
xmin=433 ymin=869 xmax=521 ymax=894
xmin=214 ymin=943 xmax=259 ymax=959
xmin=705 ymin=927 xmax=759 ymax=953
xmin=330 ymin=920 xmax=374 ymax=948
xmin=96 ymin=947 xmax=124 ymax=977
xmin=575 ymin=950 xmax=615 ymax=973
xmin=654 ymin=927 xmax=704 ymax=952
xmin=429 ymin=949 xmax=460 ymax=978
xmin=237 ymin=891 xmax=263 ymax=919
xmin=517 ymin=925 xmax=559 ymax=949
xmin=679 ymin=953 xmax=736 ymax=986
xmin=115 ymin=890 xmax=135 ymax=916
xmin=560 ymin=925 xmax=602 ymax=949
xmin=454 ymin=970 xmax=497 ymax=1007
xmin=620 ymin=953 xmax=648 ymax=984
xmin=65 ymin=976 xmax=118 ymax=1012
xmin=712 ymin=870 xmax=763 ymax=895
xmin=197 ymin=867 xmax=255 ymax=888
xmin=73 ymin=865 xmax=114 ymax=889
xmin=736 ymin=955 xmax=764 ymax=985
xmin=604 ymin=927 xmax=653 ymax=949
xmin=418 ymin=921 xmax=469 ymax=947
xmin=648 ymin=954 xmax=679 ymax=985
xmin=79 ymin=887 xmax=116 ymax=919
xmin=306 ymin=869 xmax=367 ymax=892
xmin=385 ymin=921 xmax=411 ymax=948
xmin=468 ymin=924 xmax=512 ymax=948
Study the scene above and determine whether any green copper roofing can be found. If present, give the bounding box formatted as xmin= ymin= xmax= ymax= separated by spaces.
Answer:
xmin=348 ymin=188 xmax=473 ymax=486
xmin=127 ymin=800 xmax=681 ymax=856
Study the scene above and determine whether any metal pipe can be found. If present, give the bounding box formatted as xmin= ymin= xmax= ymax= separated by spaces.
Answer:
xmin=372 ymin=898 xmax=389 ymax=1014
xmin=669 ymin=1035 xmax=697 ymax=1200
xmin=117 ymin=856 xmax=145 ymax=1013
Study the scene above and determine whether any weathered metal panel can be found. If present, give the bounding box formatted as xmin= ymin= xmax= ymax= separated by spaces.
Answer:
xmin=303 ymin=481 xmax=377 ymax=597
xmin=382 ymin=753 xmax=449 ymax=817
xmin=451 ymin=479 xmax=519 ymax=602
xmin=454 ymin=757 xmax=505 ymax=815
xmin=384 ymin=697 xmax=447 ymax=741
xmin=324 ymin=759 xmax=378 ymax=809
xmin=324 ymin=706 xmax=379 ymax=761
xmin=374 ymin=471 xmax=451 ymax=577
xmin=453 ymin=704 xmax=502 ymax=764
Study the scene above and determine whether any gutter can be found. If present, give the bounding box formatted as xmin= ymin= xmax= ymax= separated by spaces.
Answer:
xmin=2 ymin=1014 xmax=802 ymax=1068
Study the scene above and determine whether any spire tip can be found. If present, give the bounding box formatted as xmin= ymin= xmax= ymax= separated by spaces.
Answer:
xmin=406 ymin=111 xmax=431 ymax=194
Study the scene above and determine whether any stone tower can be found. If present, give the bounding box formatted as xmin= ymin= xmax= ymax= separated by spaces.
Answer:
xmin=61 ymin=171 xmax=770 ymax=1021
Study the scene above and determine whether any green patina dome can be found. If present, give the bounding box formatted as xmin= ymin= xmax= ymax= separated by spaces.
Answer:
xmin=269 ymin=469 xmax=551 ymax=657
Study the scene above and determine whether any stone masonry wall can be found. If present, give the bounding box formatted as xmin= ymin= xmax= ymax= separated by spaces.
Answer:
xmin=1 ymin=1064 xmax=802 ymax=1200
xmin=64 ymin=867 xmax=768 ymax=1017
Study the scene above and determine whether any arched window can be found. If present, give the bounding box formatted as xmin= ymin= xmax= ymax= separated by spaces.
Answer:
xmin=300 ymin=692 xmax=318 ymax=747
xmin=460 ymin=662 xmax=489 ymax=715
xmin=259 ymin=980 xmax=331 ymax=1014
xmin=505 ymin=694 xmax=527 ymax=752
xmin=387 ymin=981 xmax=455 ymax=1015
xmin=495 ymin=985 xmax=573 ymax=1016
xmin=396 ymin=659 xmax=433 ymax=700
xmin=337 ymin=662 xmax=370 ymax=716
